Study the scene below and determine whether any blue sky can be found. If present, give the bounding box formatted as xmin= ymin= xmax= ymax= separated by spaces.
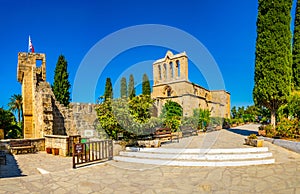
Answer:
xmin=0 ymin=0 xmax=297 ymax=109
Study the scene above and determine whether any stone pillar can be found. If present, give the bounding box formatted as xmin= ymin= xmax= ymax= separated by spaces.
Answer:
xmin=0 ymin=129 xmax=4 ymax=139
xmin=180 ymin=56 xmax=188 ymax=81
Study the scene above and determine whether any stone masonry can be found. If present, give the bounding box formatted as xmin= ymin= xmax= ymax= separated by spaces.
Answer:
xmin=152 ymin=51 xmax=230 ymax=118
xmin=17 ymin=52 xmax=100 ymax=139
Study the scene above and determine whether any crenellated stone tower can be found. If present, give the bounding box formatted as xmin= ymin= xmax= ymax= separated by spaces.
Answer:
xmin=152 ymin=51 xmax=230 ymax=118
xmin=17 ymin=53 xmax=76 ymax=138
xmin=16 ymin=52 xmax=105 ymax=139
xmin=17 ymin=53 xmax=47 ymax=138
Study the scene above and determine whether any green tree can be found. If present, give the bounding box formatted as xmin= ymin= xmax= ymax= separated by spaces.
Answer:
xmin=104 ymin=78 xmax=113 ymax=101
xmin=0 ymin=108 xmax=22 ymax=139
xmin=52 ymin=55 xmax=71 ymax=107
xmin=160 ymin=100 xmax=183 ymax=119
xmin=253 ymin=0 xmax=293 ymax=127
xmin=95 ymin=99 xmax=120 ymax=140
xmin=129 ymin=95 xmax=154 ymax=123
xmin=293 ymin=0 xmax=300 ymax=89
xmin=231 ymin=106 xmax=237 ymax=119
xmin=142 ymin=73 xmax=151 ymax=96
xmin=120 ymin=77 xmax=127 ymax=98
xmin=8 ymin=94 xmax=23 ymax=123
xmin=160 ymin=100 xmax=183 ymax=131
xmin=128 ymin=74 xmax=136 ymax=99
xmin=193 ymin=108 xmax=210 ymax=130
xmin=237 ymin=106 xmax=245 ymax=119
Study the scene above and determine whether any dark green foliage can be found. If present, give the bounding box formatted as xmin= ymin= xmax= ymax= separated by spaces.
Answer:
xmin=52 ymin=55 xmax=71 ymax=107
xmin=142 ymin=73 xmax=151 ymax=96
xmin=104 ymin=78 xmax=113 ymax=101
xmin=160 ymin=100 xmax=183 ymax=119
xmin=95 ymin=95 xmax=158 ymax=140
xmin=231 ymin=106 xmax=237 ymax=119
xmin=160 ymin=100 xmax=183 ymax=131
xmin=193 ymin=108 xmax=210 ymax=129
xmin=293 ymin=0 xmax=300 ymax=89
xmin=129 ymin=95 xmax=154 ymax=123
xmin=120 ymin=77 xmax=127 ymax=98
xmin=128 ymin=74 xmax=136 ymax=99
xmin=253 ymin=0 xmax=293 ymax=126
xmin=278 ymin=91 xmax=300 ymax=119
xmin=8 ymin=94 xmax=23 ymax=123
xmin=0 ymin=108 xmax=22 ymax=139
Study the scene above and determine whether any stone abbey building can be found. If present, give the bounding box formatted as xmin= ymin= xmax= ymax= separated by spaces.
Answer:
xmin=152 ymin=51 xmax=230 ymax=118
xmin=17 ymin=51 xmax=230 ymax=139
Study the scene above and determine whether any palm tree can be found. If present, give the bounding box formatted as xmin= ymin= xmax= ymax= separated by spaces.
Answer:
xmin=8 ymin=94 xmax=23 ymax=123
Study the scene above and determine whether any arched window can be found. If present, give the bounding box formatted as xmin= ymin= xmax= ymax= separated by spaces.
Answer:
xmin=176 ymin=60 xmax=180 ymax=77
xmin=158 ymin=65 xmax=162 ymax=80
xmin=167 ymin=88 xmax=171 ymax=97
xmin=164 ymin=86 xmax=172 ymax=97
xmin=163 ymin=63 xmax=167 ymax=80
xmin=169 ymin=62 xmax=174 ymax=79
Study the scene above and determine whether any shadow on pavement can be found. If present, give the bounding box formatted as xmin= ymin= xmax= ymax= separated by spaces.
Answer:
xmin=0 ymin=153 xmax=25 ymax=178
xmin=225 ymin=128 xmax=258 ymax=137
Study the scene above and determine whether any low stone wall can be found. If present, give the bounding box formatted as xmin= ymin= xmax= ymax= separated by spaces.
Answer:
xmin=264 ymin=137 xmax=300 ymax=154
xmin=0 ymin=138 xmax=45 ymax=153
xmin=29 ymin=138 xmax=45 ymax=151
xmin=113 ymin=141 xmax=125 ymax=156
xmin=0 ymin=140 xmax=10 ymax=153
xmin=45 ymin=135 xmax=69 ymax=156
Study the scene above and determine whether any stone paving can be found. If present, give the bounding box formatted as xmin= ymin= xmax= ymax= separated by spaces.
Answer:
xmin=0 ymin=124 xmax=300 ymax=193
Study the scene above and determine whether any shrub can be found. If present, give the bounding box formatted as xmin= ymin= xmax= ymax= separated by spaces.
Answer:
xmin=276 ymin=118 xmax=299 ymax=138
xmin=248 ymin=134 xmax=257 ymax=139
xmin=264 ymin=124 xmax=276 ymax=138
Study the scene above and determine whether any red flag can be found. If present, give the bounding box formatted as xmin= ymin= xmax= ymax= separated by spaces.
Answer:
xmin=28 ymin=36 xmax=34 ymax=53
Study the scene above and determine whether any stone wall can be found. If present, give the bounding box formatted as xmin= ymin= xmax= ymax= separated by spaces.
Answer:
xmin=0 ymin=138 xmax=45 ymax=153
xmin=152 ymin=51 xmax=231 ymax=118
xmin=17 ymin=52 xmax=99 ymax=139
xmin=45 ymin=135 xmax=70 ymax=156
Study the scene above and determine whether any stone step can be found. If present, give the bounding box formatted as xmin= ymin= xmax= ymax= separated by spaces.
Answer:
xmin=119 ymin=151 xmax=273 ymax=161
xmin=113 ymin=156 xmax=275 ymax=167
xmin=125 ymin=147 xmax=270 ymax=154
xmin=115 ymin=147 xmax=275 ymax=166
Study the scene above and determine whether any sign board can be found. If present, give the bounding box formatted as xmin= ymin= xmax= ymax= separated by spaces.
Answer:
xmin=74 ymin=143 xmax=83 ymax=154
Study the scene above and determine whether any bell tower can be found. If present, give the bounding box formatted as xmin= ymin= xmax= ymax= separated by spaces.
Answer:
xmin=152 ymin=50 xmax=188 ymax=86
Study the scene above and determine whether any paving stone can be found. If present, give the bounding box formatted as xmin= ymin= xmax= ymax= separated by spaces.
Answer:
xmin=0 ymin=124 xmax=300 ymax=193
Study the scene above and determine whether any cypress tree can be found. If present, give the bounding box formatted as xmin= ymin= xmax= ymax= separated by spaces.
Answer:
xmin=253 ymin=0 xmax=293 ymax=127
xmin=52 ymin=55 xmax=71 ymax=107
xmin=293 ymin=0 xmax=300 ymax=89
xmin=142 ymin=73 xmax=151 ymax=96
xmin=120 ymin=77 xmax=127 ymax=98
xmin=104 ymin=78 xmax=113 ymax=101
xmin=128 ymin=74 xmax=136 ymax=99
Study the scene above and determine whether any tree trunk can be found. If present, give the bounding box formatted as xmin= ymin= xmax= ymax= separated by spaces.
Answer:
xmin=271 ymin=110 xmax=276 ymax=128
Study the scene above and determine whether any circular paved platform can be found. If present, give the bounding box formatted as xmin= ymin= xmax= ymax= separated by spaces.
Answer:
xmin=0 ymin=124 xmax=300 ymax=193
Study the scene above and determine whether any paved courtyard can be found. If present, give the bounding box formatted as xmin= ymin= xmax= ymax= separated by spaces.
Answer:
xmin=1 ymin=124 xmax=300 ymax=193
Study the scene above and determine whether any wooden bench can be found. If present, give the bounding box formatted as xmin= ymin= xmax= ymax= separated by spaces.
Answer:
xmin=154 ymin=128 xmax=179 ymax=143
xmin=0 ymin=151 xmax=6 ymax=165
xmin=10 ymin=140 xmax=35 ymax=154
